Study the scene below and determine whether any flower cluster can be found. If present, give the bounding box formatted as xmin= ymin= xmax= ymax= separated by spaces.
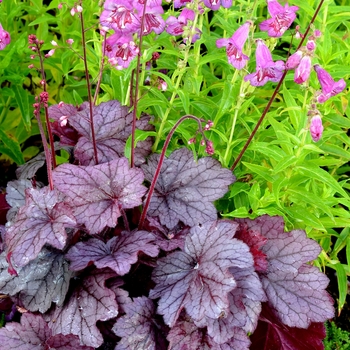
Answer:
xmin=0 ymin=23 xmax=10 ymax=50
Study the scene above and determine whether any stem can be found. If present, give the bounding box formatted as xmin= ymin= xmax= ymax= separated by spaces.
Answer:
xmin=93 ymin=31 xmax=107 ymax=105
xmin=230 ymin=0 xmax=325 ymax=172
xmin=139 ymin=115 xmax=205 ymax=229
xmin=37 ymin=49 xmax=56 ymax=169
xmin=121 ymin=208 xmax=130 ymax=232
xmin=131 ymin=0 xmax=148 ymax=168
xmin=80 ymin=8 xmax=99 ymax=164
xmin=34 ymin=110 xmax=54 ymax=190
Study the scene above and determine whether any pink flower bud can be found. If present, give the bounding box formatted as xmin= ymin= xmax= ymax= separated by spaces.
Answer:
xmin=286 ymin=50 xmax=303 ymax=70
xmin=58 ymin=3 xmax=63 ymax=9
xmin=58 ymin=101 xmax=65 ymax=108
xmin=44 ymin=49 xmax=55 ymax=58
xmin=306 ymin=40 xmax=316 ymax=51
xmin=188 ymin=137 xmax=196 ymax=145
xmin=28 ymin=64 xmax=34 ymax=69
xmin=76 ymin=5 xmax=83 ymax=12
xmin=294 ymin=55 xmax=311 ymax=84
xmin=309 ymin=115 xmax=323 ymax=142
xmin=70 ymin=7 xmax=76 ymax=16
xmin=314 ymin=29 xmax=322 ymax=38
xmin=59 ymin=115 xmax=69 ymax=127
xmin=40 ymin=80 xmax=46 ymax=85
xmin=51 ymin=40 xmax=58 ymax=46
xmin=205 ymin=140 xmax=214 ymax=155
xmin=30 ymin=55 xmax=36 ymax=59
xmin=66 ymin=38 xmax=74 ymax=45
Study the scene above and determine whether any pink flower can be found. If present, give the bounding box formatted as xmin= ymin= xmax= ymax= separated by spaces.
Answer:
xmin=294 ymin=55 xmax=311 ymax=84
xmin=0 ymin=24 xmax=11 ymax=50
xmin=286 ymin=50 xmax=302 ymax=70
xmin=309 ymin=115 xmax=323 ymax=142
xmin=244 ymin=39 xmax=285 ymax=86
xmin=314 ymin=64 xmax=346 ymax=103
xmin=216 ymin=21 xmax=251 ymax=70
xmin=259 ymin=0 xmax=299 ymax=37
xmin=203 ymin=0 xmax=232 ymax=11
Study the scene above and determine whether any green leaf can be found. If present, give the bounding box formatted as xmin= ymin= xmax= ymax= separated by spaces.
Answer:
xmin=12 ymin=85 xmax=31 ymax=131
xmin=29 ymin=14 xmax=57 ymax=26
xmin=282 ymin=85 xmax=301 ymax=131
xmin=124 ymin=130 xmax=157 ymax=161
xmin=242 ymin=162 xmax=275 ymax=183
xmin=177 ymin=89 xmax=190 ymax=115
xmin=0 ymin=129 xmax=24 ymax=164
xmin=332 ymin=227 xmax=350 ymax=258
xmin=296 ymin=162 xmax=349 ymax=199
xmin=272 ymin=155 xmax=297 ymax=174
xmin=333 ymin=263 xmax=347 ymax=315
xmin=72 ymin=90 xmax=84 ymax=105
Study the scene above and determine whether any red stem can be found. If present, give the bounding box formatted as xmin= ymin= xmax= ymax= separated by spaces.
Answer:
xmin=138 ymin=115 xmax=205 ymax=229
xmin=230 ymin=0 xmax=325 ymax=172
xmin=93 ymin=31 xmax=107 ymax=105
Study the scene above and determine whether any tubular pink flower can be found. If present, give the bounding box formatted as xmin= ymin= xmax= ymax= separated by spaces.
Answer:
xmin=294 ymin=55 xmax=311 ymax=84
xmin=244 ymin=39 xmax=285 ymax=86
xmin=0 ymin=24 xmax=11 ymax=50
xmin=309 ymin=115 xmax=323 ymax=142
xmin=133 ymin=0 xmax=165 ymax=35
xmin=203 ymin=0 xmax=232 ymax=11
xmin=216 ymin=21 xmax=251 ymax=70
xmin=259 ymin=0 xmax=299 ymax=37
xmin=286 ymin=50 xmax=302 ymax=70
xmin=314 ymin=64 xmax=346 ymax=103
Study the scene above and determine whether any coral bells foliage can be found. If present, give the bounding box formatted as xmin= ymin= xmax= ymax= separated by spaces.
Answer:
xmin=0 ymin=99 xmax=334 ymax=349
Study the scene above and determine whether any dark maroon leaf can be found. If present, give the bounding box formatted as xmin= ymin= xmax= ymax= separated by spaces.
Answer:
xmin=150 ymin=220 xmax=253 ymax=327
xmin=48 ymin=268 xmax=119 ymax=348
xmin=53 ymin=158 xmax=147 ymax=234
xmin=235 ymin=221 xmax=268 ymax=272
xmin=0 ymin=313 xmax=51 ymax=350
xmin=206 ymin=266 xmax=266 ymax=344
xmin=5 ymin=187 xmax=76 ymax=268
xmin=142 ymin=148 xmax=235 ymax=229
xmin=0 ymin=193 xmax=10 ymax=226
xmin=68 ymin=100 xmax=153 ymax=166
xmin=48 ymin=103 xmax=80 ymax=146
xmin=66 ymin=230 xmax=159 ymax=275
xmin=0 ymin=248 xmax=72 ymax=313
xmin=113 ymin=296 xmax=167 ymax=350
xmin=250 ymin=303 xmax=326 ymax=350
xmin=146 ymin=217 xmax=189 ymax=251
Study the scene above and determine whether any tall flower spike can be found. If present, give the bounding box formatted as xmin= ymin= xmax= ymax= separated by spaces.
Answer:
xmin=309 ymin=115 xmax=323 ymax=142
xmin=259 ymin=0 xmax=299 ymax=37
xmin=244 ymin=39 xmax=285 ymax=86
xmin=216 ymin=21 xmax=251 ymax=70
xmin=0 ymin=23 xmax=11 ymax=50
xmin=314 ymin=64 xmax=346 ymax=103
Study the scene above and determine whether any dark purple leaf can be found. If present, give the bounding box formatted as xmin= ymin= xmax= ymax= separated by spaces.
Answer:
xmin=53 ymin=158 xmax=147 ymax=234
xmin=0 ymin=313 xmax=51 ymax=350
xmin=206 ymin=266 xmax=265 ymax=344
xmin=48 ymin=268 xmax=119 ymax=348
xmin=46 ymin=334 xmax=94 ymax=350
xmin=250 ymin=303 xmax=326 ymax=350
xmin=0 ymin=248 xmax=72 ymax=313
xmin=66 ymin=230 xmax=159 ymax=275
xmin=142 ymin=148 xmax=235 ymax=229
xmin=150 ymin=220 xmax=253 ymax=327
xmin=205 ymin=328 xmax=250 ymax=350
xmin=68 ymin=100 xmax=153 ymax=166
xmin=15 ymin=153 xmax=46 ymax=180
xmin=5 ymin=187 xmax=76 ymax=268
xmin=48 ymin=103 xmax=80 ymax=146
xmin=146 ymin=217 xmax=189 ymax=251
xmin=261 ymin=264 xmax=334 ymax=328
xmin=113 ymin=296 xmax=167 ymax=350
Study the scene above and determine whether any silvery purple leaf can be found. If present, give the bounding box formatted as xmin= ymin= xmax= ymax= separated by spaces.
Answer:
xmin=66 ymin=230 xmax=159 ymax=275
xmin=68 ymin=100 xmax=153 ymax=166
xmin=53 ymin=158 xmax=147 ymax=234
xmin=15 ymin=153 xmax=46 ymax=180
xmin=206 ymin=266 xmax=266 ymax=343
xmin=0 ymin=248 xmax=71 ymax=313
xmin=48 ymin=268 xmax=119 ymax=348
xmin=261 ymin=264 xmax=334 ymax=328
xmin=46 ymin=334 xmax=94 ymax=350
xmin=150 ymin=220 xmax=253 ymax=327
xmin=142 ymin=148 xmax=235 ymax=229
xmin=0 ymin=313 xmax=50 ymax=350
xmin=5 ymin=187 xmax=76 ymax=269
xmin=113 ymin=296 xmax=167 ymax=350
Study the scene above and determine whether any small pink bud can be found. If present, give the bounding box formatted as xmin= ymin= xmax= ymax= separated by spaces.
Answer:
xmin=205 ymin=140 xmax=214 ymax=155
xmin=200 ymin=140 xmax=205 ymax=146
xmin=309 ymin=115 xmax=323 ymax=142
xmin=58 ymin=3 xmax=63 ymax=9
xmin=40 ymin=79 xmax=46 ymax=85
xmin=188 ymin=137 xmax=196 ymax=145
xmin=59 ymin=115 xmax=69 ymax=127
xmin=51 ymin=40 xmax=58 ymax=46
xmin=58 ymin=101 xmax=65 ymax=108
xmin=70 ymin=7 xmax=76 ymax=16
xmin=306 ymin=40 xmax=316 ymax=51
xmin=158 ymin=79 xmax=167 ymax=91
xmin=66 ymin=38 xmax=74 ymax=45
xmin=45 ymin=49 xmax=55 ymax=57
xmin=31 ymin=46 xmax=37 ymax=51
xmin=30 ymin=55 xmax=36 ymax=59
xmin=39 ymin=40 xmax=44 ymax=45
xmin=76 ymin=5 xmax=83 ymax=12
xmin=314 ymin=29 xmax=322 ymax=38
xmin=286 ymin=50 xmax=303 ymax=70
xmin=28 ymin=64 xmax=34 ymax=69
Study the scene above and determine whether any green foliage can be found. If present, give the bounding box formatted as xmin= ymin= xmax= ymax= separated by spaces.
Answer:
xmin=324 ymin=322 xmax=350 ymax=350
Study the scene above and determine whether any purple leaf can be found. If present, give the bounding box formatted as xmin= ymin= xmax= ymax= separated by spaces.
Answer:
xmin=15 ymin=153 xmax=46 ymax=180
xmin=68 ymin=100 xmax=153 ymax=166
xmin=5 ymin=187 xmax=76 ymax=268
xmin=206 ymin=266 xmax=266 ymax=344
xmin=53 ymin=158 xmax=147 ymax=234
xmin=250 ymin=303 xmax=326 ymax=350
xmin=0 ymin=313 xmax=51 ymax=350
xmin=142 ymin=148 xmax=235 ymax=229
xmin=113 ymin=296 xmax=167 ymax=350
xmin=150 ymin=220 xmax=253 ymax=327
xmin=46 ymin=334 xmax=94 ymax=350
xmin=66 ymin=230 xmax=159 ymax=275
xmin=0 ymin=248 xmax=72 ymax=313
xmin=48 ymin=268 xmax=119 ymax=348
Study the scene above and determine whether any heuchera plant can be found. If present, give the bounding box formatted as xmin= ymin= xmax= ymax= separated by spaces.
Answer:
xmin=0 ymin=0 xmax=346 ymax=349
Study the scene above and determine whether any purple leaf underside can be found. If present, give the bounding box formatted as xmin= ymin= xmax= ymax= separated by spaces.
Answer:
xmin=0 ymin=248 xmax=71 ymax=313
xmin=142 ymin=148 xmax=235 ymax=229
xmin=48 ymin=268 xmax=119 ymax=348
xmin=53 ymin=158 xmax=147 ymax=234
xmin=5 ymin=187 xmax=76 ymax=268
xmin=150 ymin=220 xmax=254 ymax=327
xmin=66 ymin=230 xmax=159 ymax=275
xmin=68 ymin=100 xmax=153 ymax=166
xmin=250 ymin=303 xmax=326 ymax=350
